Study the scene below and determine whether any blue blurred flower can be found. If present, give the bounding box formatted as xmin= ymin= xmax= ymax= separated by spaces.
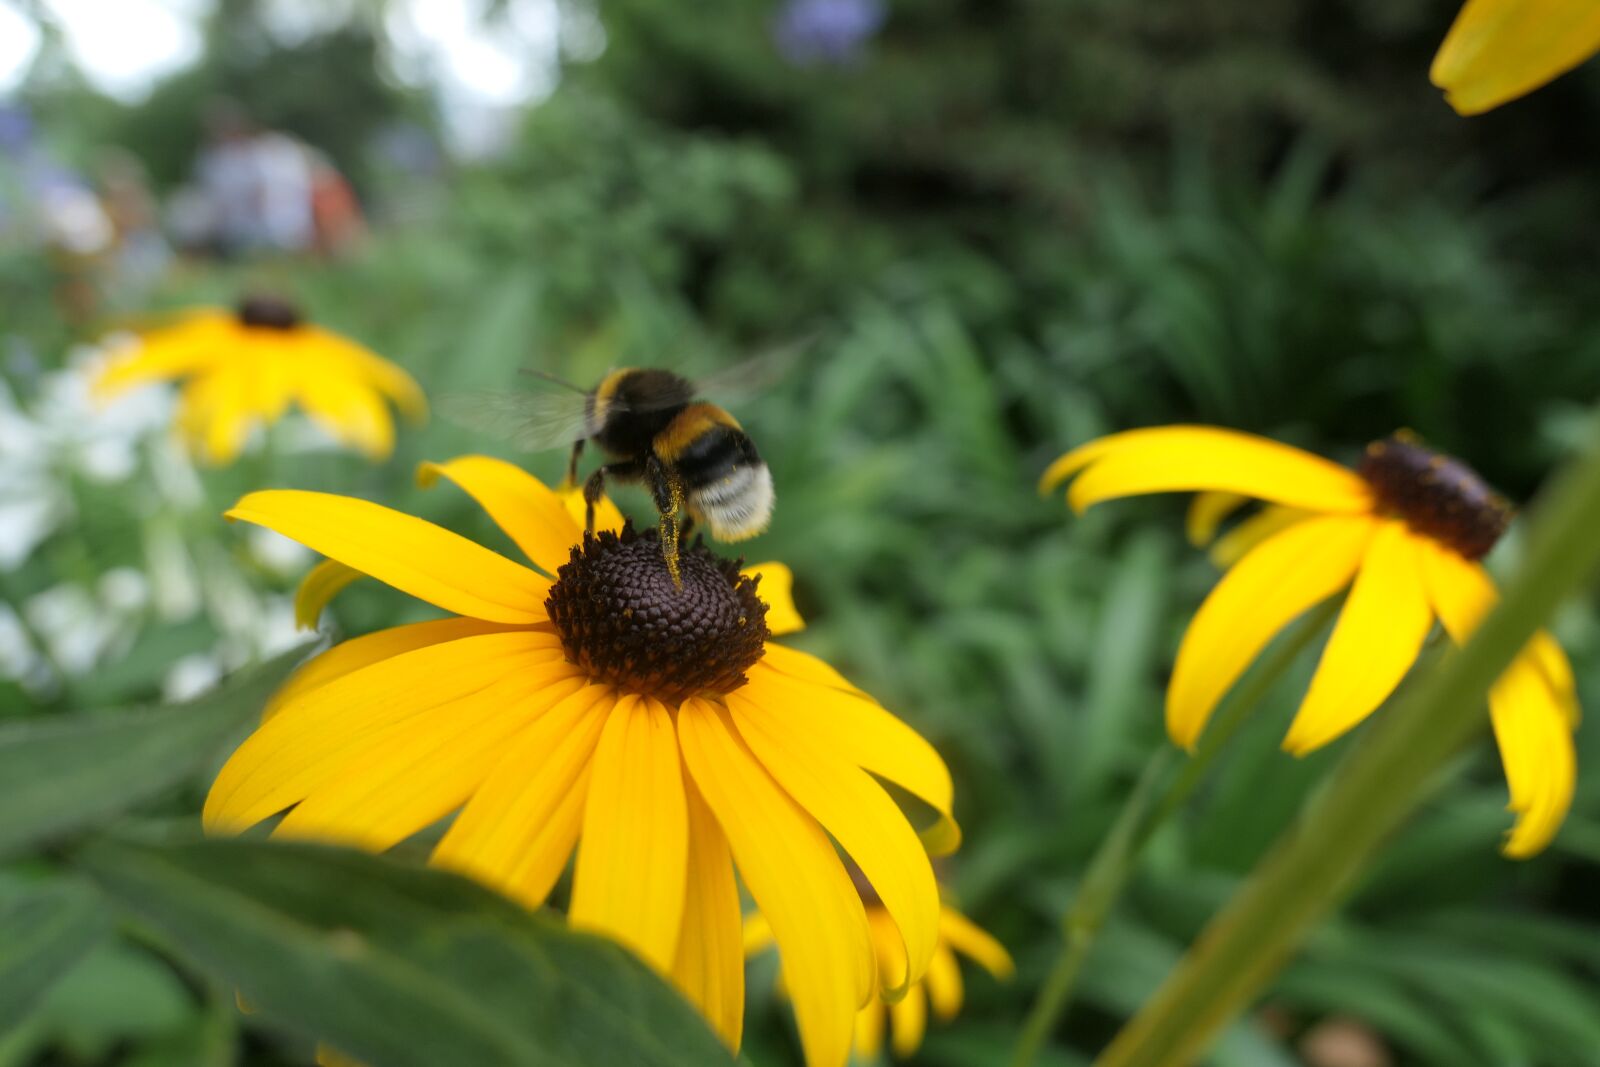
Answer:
xmin=773 ymin=0 xmax=886 ymax=66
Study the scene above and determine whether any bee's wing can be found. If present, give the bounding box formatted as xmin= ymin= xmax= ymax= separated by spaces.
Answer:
xmin=437 ymin=389 xmax=595 ymax=452
xmin=688 ymin=332 xmax=820 ymax=405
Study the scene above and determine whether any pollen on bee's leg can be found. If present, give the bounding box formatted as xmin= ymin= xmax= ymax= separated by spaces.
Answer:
xmin=545 ymin=522 xmax=768 ymax=702
xmin=1358 ymin=433 xmax=1512 ymax=559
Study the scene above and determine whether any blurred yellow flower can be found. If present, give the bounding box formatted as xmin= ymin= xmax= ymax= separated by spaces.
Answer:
xmin=1043 ymin=426 xmax=1578 ymax=857
xmin=1432 ymin=0 xmax=1600 ymax=115
xmin=94 ymin=297 xmax=425 ymax=464
xmin=207 ymin=456 xmax=958 ymax=1067
xmin=746 ymin=892 xmax=1012 ymax=1060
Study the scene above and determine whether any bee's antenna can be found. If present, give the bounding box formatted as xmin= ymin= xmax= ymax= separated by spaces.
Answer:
xmin=517 ymin=368 xmax=588 ymax=394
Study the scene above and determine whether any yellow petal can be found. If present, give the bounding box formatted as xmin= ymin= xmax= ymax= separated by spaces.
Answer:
xmin=1040 ymin=426 xmax=1373 ymax=515
xmin=226 ymin=490 xmax=551 ymax=624
xmin=938 ymin=906 xmax=1014 ymax=979
xmin=1431 ymin=0 xmax=1600 ymax=115
xmin=1185 ymin=491 xmax=1250 ymax=546
xmin=312 ymin=329 xmax=428 ymax=421
xmin=205 ymin=631 xmax=563 ymax=833
xmin=1167 ymin=515 xmax=1376 ymax=750
xmin=265 ymin=618 xmax=527 ymax=720
xmin=1283 ymin=522 xmax=1435 ymax=755
xmin=888 ymin=983 xmax=927 ymax=1058
xmin=678 ymin=697 xmax=873 ymax=1067
xmin=758 ymin=643 xmax=868 ymax=698
xmin=743 ymin=911 xmax=775 ymax=955
xmin=570 ymin=696 xmax=689 ymax=974
xmin=924 ymin=944 xmax=964 ymax=1020
xmin=853 ymin=1000 xmax=886 ymax=1062
xmin=1418 ymin=542 xmax=1578 ymax=856
xmin=431 ymin=685 xmax=616 ymax=907
xmin=671 ymin=779 xmax=745 ymax=1051
xmin=742 ymin=562 xmax=804 ymax=635
xmin=296 ymin=372 xmax=395 ymax=459
xmin=418 ymin=456 xmax=585 ymax=576
xmin=316 ymin=1046 xmax=362 ymax=1067
xmin=93 ymin=314 xmax=229 ymax=399
xmin=728 ymin=686 xmax=939 ymax=998
xmin=745 ymin=661 xmax=960 ymax=856
xmin=1208 ymin=505 xmax=1314 ymax=570
xmin=272 ymin=662 xmax=587 ymax=850
xmin=559 ymin=485 xmax=626 ymax=536
xmin=294 ymin=559 xmax=363 ymax=630
xmin=180 ymin=371 xmax=257 ymax=465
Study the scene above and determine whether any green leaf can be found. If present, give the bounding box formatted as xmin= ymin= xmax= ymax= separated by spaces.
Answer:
xmin=76 ymin=836 xmax=735 ymax=1067
xmin=0 ymin=882 xmax=110 ymax=1034
xmin=0 ymin=645 xmax=309 ymax=859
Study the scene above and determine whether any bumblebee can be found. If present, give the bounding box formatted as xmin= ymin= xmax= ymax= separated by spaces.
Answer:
xmin=446 ymin=362 xmax=779 ymax=586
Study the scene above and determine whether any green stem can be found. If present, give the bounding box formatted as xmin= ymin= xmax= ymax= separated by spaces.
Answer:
xmin=1009 ymin=600 xmax=1339 ymax=1067
xmin=1094 ymin=430 xmax=1600 ymax=1067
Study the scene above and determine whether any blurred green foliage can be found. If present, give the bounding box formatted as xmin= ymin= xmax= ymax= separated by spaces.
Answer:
xmin=4 ymin=0 xmax=1600 ymax=1065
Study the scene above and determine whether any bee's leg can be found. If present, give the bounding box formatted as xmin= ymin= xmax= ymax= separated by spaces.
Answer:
xmin=561 ymin=439 xmax=586 ymax=492
xmin=679 ymin=513 xmax=697 ymax=544
xmin=645 ymin=455 xmax=685 ymax=589
xmin=583 ymin=460 xmax=641 ymax=535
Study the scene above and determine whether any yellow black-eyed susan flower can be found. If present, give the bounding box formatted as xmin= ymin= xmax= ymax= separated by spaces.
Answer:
xmin=94 ymin=297 xmax=425 ymax=464
xmin=205 ymin=456 xmax=957 ymax=1067
xmin=1432 ymin=0 xmax=1600 ymax=115
xmin=1042 ymin=427 xmax=1578 ymax=857
xmin=746 ymin=879 xmax=1012 ymax=1061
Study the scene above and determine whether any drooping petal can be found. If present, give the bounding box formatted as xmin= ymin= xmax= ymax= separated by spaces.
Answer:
xmin=1283 ymin=522 xmax=1436 ymax=755
xmin=312 ymin=330 xmax=428 ymax=421
xmin=728 ymin=686 xmax=939 ymax=998
xmin=431 ymin=685 xmax=616 ymax=907
xmin=744 ymin=662 xmax=960 ymax=856
xmin=265 ymin=617 xmax=530 ymax=720
xmin=205 ymin=631 xmax=563 ymax=833
xmin=1168 ymin=514 xmax=1375 ymax=750
xmin=180 ymin=370 xmax=258 ymax=465
xmin=1185 ymin=491 xmax=1249 ymax=546
xmin=92 ymin=315 xmax=229 ymax=399
xmin=570 ymin=696 xmax=689 ymax=974
xmin=1208 ymin=505 xmax=1314 ymax=569
xmin=671 ymin=779 xmax=745 ymax=1051
xmin=1418 ymin=542 xmax=1578 ymax=856
xmin=294 ymin=559 xmax=363 ymax=630
xmin=743 ymin=562 xmax=804 ymax=635
xmin=227 ymin=490 xmax=551 ymax=623
xmin=925 ymin=944 xmax=964 ymax=1020
xmin=679 ymin=698 xmax=874 ymax=1067
xmin=418 ymin=456 xmax=585 ymax=575
xmin=938 ymin=907 xmax=1015 ymax=978
xmin=743 ymin=911 xmax=775 ymax=955
xmin=1041 ymin=426 xmax=1373 ymax=515
xmin=295 ymin=372 xmax=395 ymax=459
xmin=271 ymin=662 xmax=588 ymax=850
xmin=853 ymin=1000 xmax=886 ymax=1062
xmin=888 ymin=984 xmax=927 ymax=1058
xmin=1431 ymin=0 xmax=1600 ymax=115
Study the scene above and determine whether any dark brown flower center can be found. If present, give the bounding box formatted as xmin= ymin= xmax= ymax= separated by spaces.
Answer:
xmin=1358 ymin=431 xmax=1511 ymax=560
xmin=545 ymin=523 xmax=769 ymax=703
xmin=235 ymin=295 xmax=302 ymax=331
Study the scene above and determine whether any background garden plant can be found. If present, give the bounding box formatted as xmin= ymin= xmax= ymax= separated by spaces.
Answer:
xmin=3 ymin=1 xmax=1600 ymax=1065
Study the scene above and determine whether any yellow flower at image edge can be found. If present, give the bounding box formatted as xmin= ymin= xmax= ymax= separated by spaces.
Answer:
xmin=746 ymin=890 xmax=1013 ymax=1060
xmin=1432 ymin=0 xmax=1600 ymax=114
xmin=94 ymin=297 xmax=425 ymax=464
xmin=205 ymin=456 xmax=958 ymax=1067
xmin=1042 ymin=426 xmax=1579 ymax=857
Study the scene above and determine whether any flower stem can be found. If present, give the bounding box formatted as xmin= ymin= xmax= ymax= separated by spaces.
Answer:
xmin=1093 ymin=430 xmax=1600 ymax=1067
xmin=1009 ymin=599 xmax=1339 ymax=1067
